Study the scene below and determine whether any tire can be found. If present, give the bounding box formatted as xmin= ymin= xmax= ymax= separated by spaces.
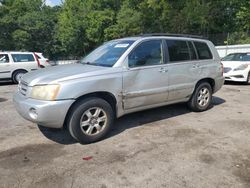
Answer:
xmin=12 ymin=70 xmax=27 ymax=84
xmin=188 ymin=82 xmax=212 ymax=112
xmin=245 ymin=72 xmax=250 ymax=85
xmin=67 ymin=97 xmax=114 ymax=144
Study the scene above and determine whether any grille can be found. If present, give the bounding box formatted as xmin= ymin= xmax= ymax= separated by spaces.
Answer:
xmin=223 ymin=67 xmax=232 ymax=73
xmin=19 ymin=81 xmax=28 ymax=96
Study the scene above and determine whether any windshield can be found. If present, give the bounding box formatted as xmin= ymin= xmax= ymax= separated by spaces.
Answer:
xmin=222 ymin=53 xmax=250 ymax=61
xmin=80 ymin=40 xmax=135 ymax=67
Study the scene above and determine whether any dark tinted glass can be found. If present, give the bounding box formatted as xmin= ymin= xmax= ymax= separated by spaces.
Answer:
xmin=242 ymin=54 xmax=250 ymax=61
xmin=194 ymin=42 xmax=212 ymax=60
xmin=166 ymin=40 xmax=190 ymax=62
xmin=188 ymin=41 xmax=197 ymax=60
xmin=0 ymin=54 xmax=9 ymax=63
xmin=128 ymin=40 xmax=163 ymax=67
xmin=222 ymin=53 xmax=250 ymax=61
xmin=12 ymin=54 xmax=35 ymax=62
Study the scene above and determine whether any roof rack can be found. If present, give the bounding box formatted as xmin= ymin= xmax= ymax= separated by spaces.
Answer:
xmin=138 ymin=33 xmax=206 ymax=39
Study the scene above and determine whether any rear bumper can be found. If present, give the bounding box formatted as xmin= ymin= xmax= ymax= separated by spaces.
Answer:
xmin=13 ymin=92 xmax=74 ymax=128
xmin=213 ymin=76 xmax=225 ymax=93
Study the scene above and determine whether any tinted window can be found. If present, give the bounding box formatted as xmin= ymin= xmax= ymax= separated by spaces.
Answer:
xmin=11 ymin=54 xmax=35 ymax=62
xmin=194 ymin=42 xmax=212 ymax=60
xmin=242 ymin=54 xmax=250 ymax=61
xmin=128 ymin=40 xmax=163 ymax=67
xmin=187 ymin=41 xmax=197 ymax=60
xmin=166 ymin=40 xmax=190 ymax=62
xmin=0 ymin=54 xmax=9 ymax=63
xmin=222 ymin=53 xmax=250 ymax=61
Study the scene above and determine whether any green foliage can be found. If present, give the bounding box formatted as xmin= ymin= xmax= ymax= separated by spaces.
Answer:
xmin=0 ymin=0 xmax=59 ymax=58
xmin=0 ymin=0 xmax=249 ymax=59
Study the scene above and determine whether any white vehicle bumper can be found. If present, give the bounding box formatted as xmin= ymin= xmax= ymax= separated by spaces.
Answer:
xmin=223 ymin=69 xmax=249 ymax=82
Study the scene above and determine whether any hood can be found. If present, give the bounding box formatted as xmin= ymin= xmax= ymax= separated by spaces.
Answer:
xmin=221 ymin=61 xmax=250 ymax=69
xmin=22 ymin=64 xmax=111 ymax=86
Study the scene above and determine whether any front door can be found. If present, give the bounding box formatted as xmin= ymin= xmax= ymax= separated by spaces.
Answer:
xmin=122 ymin=39 xmax=169 ymax=110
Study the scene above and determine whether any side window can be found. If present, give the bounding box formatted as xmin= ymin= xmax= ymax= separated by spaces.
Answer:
xmin=11 ymin=54 xmax=35 ymax=63
xmin=187 ymin=41 xmax=197 ymax=60
xmin=242 ymin=54 xmax=250 ymax=61
xmin=0 ymin=54 xmax=9 ymax=63
xmin=166 ymin=40 xmax=190 ymax=62
xmin=193 ymin=42 xmax=213 ymax=60
xmin=128 ymin=40 xmax=163 ymax=67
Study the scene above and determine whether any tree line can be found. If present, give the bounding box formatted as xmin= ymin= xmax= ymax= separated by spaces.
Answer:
xmin=0 ymin=0 xmax=249 ymax=59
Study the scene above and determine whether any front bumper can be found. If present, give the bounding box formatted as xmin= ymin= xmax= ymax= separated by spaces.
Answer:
xmin=223 ymin=70 xmax=248 ymax=82
xmin=13 ymin=92 xmax=74 ymax=128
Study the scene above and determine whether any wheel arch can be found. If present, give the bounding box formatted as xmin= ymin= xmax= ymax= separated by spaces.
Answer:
xmin=195 ymin=78 xmax=215 ymax=93
xmin=63 ymin=91 xmax=117 ymax=128
xmin=11 ymin=69 xmax=28 ymax=77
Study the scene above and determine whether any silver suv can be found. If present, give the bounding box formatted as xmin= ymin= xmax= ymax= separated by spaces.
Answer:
xmin=14 ymin=34 xmax=224 ymax=144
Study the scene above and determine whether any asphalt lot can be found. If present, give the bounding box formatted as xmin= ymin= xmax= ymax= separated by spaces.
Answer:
xmin=0 ymin=82 xmax=249 ymax=188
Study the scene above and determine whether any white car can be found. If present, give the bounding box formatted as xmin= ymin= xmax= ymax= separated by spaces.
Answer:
xmin=222 ymin=53 xmax=250 ymax=84
xmin=0 ymin=51 xmax=49 ymax=83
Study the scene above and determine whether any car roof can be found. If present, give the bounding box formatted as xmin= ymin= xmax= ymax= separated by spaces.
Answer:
xmin=0 ymin=51 xmax=35 ymax=54
xmin=115 ymin=33 xmax=209 ymax=43
xmin=227 ymin=52 xmax=250 ymax=55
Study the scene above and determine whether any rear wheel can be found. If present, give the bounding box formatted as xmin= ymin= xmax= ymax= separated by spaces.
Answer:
xmin=67 ymin=97 xmax=114 ymax=144
xmin=188 ymin=82 xmax=212 ymax=112
xmin=12 ymin=70 xmax=27 ymax=84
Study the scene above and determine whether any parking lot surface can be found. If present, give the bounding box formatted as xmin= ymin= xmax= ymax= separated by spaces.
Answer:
xmin=0 ymin=82 xmax=249 ymax=188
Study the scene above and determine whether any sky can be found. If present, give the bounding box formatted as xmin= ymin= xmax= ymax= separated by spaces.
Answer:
xmin=45 ymin=0 xmax=62 ymax=6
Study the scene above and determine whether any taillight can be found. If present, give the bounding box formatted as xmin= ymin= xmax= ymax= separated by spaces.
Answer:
xmin=34 ymin=53 xmax=41 ymax=67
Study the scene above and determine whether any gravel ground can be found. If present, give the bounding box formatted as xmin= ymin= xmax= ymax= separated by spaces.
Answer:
xmin=0 ymin=81 xmax=249 ymax=188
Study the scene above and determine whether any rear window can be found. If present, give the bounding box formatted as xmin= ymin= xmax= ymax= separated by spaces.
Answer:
xmin=193 ymin=42 xmax=213 ymax=60
xmin=166 ymin=40 xmax=190 ymax=62
xmin=0 ymin=54 xmax=9 ymax=63
xmin=11 ymin=54 xmax=35 ymax=62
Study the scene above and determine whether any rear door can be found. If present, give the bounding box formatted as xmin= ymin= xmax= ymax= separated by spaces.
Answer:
xmin=122 ymin=39 xmax=169 ymax=110
xmin=165 ymin=39 xmax=199 ymax=101
xmin=11 ymin=53 xmax=38 ymax=72
xmin=0 ymin=53 xmax=11 ymax=79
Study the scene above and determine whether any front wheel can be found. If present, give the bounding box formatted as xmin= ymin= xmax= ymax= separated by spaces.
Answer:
xmin=188 ymin=82 xmax=212 ymax=112
xmin=67 ymin=97 xmax=114 ymax=144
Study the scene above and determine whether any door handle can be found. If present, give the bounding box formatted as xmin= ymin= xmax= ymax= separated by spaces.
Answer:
xmin=192 ymin=64 xmax=200 ymax=69
xmin=159 ymin=67 xmax=168 ymax=73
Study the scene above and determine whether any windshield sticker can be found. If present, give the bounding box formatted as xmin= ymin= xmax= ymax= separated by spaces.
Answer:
xmin=114 ymin=44 xmax=130 ymax=48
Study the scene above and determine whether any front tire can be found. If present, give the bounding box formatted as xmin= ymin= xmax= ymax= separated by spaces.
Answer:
xmin=12 ymin=70 xmax=27 ymax=84
xmin=67 ymin=97 xmax=114 ymax=144
xmin=188 ymin=82 xmax=212 ymax=112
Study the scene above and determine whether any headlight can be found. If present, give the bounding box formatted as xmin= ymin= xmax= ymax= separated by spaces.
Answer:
xmin=31 ymin=84 xmax=60 ymax=100
xmin=234 ymin=64 xmax=248 ymax=71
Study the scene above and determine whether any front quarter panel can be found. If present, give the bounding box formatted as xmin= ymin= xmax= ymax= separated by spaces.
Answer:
xmin=55 ymin=68 xmax=123 ymax=113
